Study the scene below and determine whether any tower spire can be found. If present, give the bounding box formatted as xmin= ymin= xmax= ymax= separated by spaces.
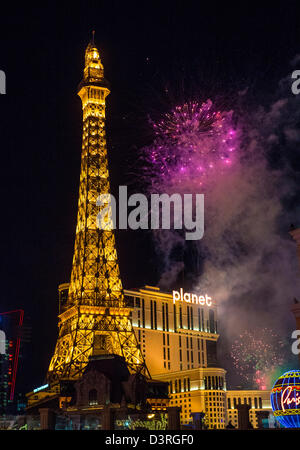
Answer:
xmin=47 ymin=41 xmax=149 ymax=382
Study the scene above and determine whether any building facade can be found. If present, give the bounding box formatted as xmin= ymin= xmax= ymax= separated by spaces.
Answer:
xmin=55 ymin=284 xmax=272 ymax=428
xmin=226 ymin=390 xmax=272 ymax=428
xmin=124 ymin=286 xmax=272 ymax=429
xmin=124 ymin=286 xmax=227 ymax=428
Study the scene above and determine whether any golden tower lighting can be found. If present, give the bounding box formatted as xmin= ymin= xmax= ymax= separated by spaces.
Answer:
xmin=48 ymin=35 xmax=148 ymax=382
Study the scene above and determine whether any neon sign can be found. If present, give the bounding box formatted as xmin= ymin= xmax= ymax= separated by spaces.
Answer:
xmin=271 ymin=370 xmax=300 ymax=428
xmin=172 ymin=288 xmax=212 ymax=306
xmin=281 ymin=386 xmax=300 ymax=411
xmin=33 ymin=383 xmax=49 ymax=393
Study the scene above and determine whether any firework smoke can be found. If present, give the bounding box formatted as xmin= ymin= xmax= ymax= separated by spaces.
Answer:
xmin=139 ymin=62 xmax=300 ymax=385
xmin=143 ymin=99 xmax=238 ymax=193
xmin=230 ymin=328 xmax=286 ymax=389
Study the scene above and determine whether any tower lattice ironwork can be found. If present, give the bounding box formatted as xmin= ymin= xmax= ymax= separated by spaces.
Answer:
xmin=48 ymin=38 xmax=148 ymax=383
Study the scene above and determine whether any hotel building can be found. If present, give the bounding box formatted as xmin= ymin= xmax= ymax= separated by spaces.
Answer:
xmin=56 ymin=283 xmax=272 ymax=428
xmin=226 ymin=390 xmax=272 ymax=428
xmin=124 ymin=285 xmax=272 ymax=429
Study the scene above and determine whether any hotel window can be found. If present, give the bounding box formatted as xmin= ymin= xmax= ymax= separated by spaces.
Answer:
xmin=228 ymin=398 xmax=231 ymax=409
xmin=165 ymin=303 xmax=169 ymax=331
xmin=187 ymin=378 xmax=191 ymax=391
xmin=184 ymin=378 xmax=186 ymax=392
xmin=187 ymin=305 xmax=194 ymax=330
xmin=254 ymin=398 xmax=258 ymax=409
xmin=162 ymin=303 xmax=169 ymax=331
xmin=179 ymin=380 xmax=182 ymax=392
xmin=173 ymin=304 xmax=177 ymax=332
xmin=154 ymin=300 xmax=157 ymax=329
xmin=142 ymin=298 xmax=145 ymax=328
xmin=179 ymin=349 xmax=182 ymax=362
xmin=179 ymin=305 xmax=183 ymax=328
xmin=150 ymin=300 xmax=154 ymax=329
xmin=135 ymin=297 xmax=140 ymax=308
xmin=259 ymin=398 xmax=262 ymax=409
xmin=201 ymin=309 xmax=204 ymax=331
xmin=208 ymin=376 xmax=211 ymax=389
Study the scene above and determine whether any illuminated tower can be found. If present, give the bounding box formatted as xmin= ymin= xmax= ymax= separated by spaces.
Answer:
xmin=48 ymin=36 xmax=148 ymax=382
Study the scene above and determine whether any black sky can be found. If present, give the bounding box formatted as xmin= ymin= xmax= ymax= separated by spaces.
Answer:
xmin=0 ymin=1 xmax=299 ymax=393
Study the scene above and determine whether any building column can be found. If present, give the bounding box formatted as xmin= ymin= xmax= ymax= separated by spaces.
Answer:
xmin=236 ymin=404 xmax=251 ymax=430
xmin=38 ymin=408 xmax=56 ymax=430
xmin=167 ymin=406 xmax=181 ymax=430
xmin=102 ymin=406 xmax=114 ymax=430
xmin=256 ymin=411 xmax=269 ymax=429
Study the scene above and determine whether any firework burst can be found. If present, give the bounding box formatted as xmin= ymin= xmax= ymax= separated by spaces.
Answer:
xmin=142 ymin=99 xmax=238 ymax=193
xmin=230 ymin=328 xmax=286 ymax=389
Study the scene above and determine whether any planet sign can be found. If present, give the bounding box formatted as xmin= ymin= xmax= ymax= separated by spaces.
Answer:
xmin=270 ymin=370 xmax=300 ymax=428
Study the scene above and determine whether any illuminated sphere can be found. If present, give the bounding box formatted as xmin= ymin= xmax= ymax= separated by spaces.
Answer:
xmin=270 ymin=370 xmax=300 ymax=428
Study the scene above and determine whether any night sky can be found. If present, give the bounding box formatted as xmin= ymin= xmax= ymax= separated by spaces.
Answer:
xmin=0 ymin=1 xmax=299 ymax=394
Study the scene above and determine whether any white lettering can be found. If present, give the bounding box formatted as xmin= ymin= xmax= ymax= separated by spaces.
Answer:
xmin=292 ymin=70 xmax=300 ymax=95
xmin=172 ymin=289 xmax=213 ymax=307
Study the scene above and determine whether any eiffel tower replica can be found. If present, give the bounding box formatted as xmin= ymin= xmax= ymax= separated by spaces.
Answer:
xmin=47 ymin=35 xmax=148 ymax=384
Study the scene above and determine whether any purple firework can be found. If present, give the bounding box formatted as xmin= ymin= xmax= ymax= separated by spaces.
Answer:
xmin=142 ymin=99 xmax=238 ymax=193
